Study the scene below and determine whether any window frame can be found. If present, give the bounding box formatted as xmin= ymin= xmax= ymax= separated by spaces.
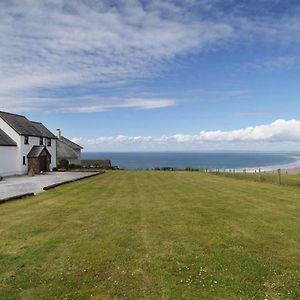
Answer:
xmin=24 ymin=136 xmax=29 ymax=145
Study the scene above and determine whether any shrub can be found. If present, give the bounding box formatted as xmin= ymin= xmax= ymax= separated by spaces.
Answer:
xmin=58 ymin=159 xmax=69 ymax=169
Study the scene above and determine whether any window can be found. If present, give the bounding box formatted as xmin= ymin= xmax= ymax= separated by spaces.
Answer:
xmin=47 ymin=138 xmax=51 ymax=146
xmin=40 ymin=137 xmax=44 ymax=145
xmin=23 ymin=156 xmax=26 ymax=165
xmin=24 ymin=136 xmax=29 ymax=144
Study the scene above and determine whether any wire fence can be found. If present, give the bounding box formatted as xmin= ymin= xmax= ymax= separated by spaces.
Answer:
xmin=150 ymin=166 xmax=300 ymax=187
xmin=207 ymin=168 xmax=300 ymax=187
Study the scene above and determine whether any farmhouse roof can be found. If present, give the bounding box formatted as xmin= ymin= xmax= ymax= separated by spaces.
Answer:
xmin=0 ymin=111 xmax=56 ymax=138
xmin=27 ymin=146 xmax=51 ymax=158
xmin=59 ymin=136 xmax=83 ymax=150
xmin=0 ymin=128 xmax=17 ymax=146
xmin=57 ymin=141 xmax=79 ymax=159
xmin=31 ymin=121 xmax=57 ymax=139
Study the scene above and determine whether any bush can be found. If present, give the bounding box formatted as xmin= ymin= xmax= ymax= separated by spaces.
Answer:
xmin=154 ymin=167 xmax=176 ymax=171
xmin=69 ymin=164 xmax=78 ymax=169
xmin=58 ymin=159 xmax=69 ymax=169
xmin=185 ymin=167 xmax=200 ymax=172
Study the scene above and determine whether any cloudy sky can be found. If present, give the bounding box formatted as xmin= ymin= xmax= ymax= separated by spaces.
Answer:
xmin=1 ymin=0 xmax=300 ymax=151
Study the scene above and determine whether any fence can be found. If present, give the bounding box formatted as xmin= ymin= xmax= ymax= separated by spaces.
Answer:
xmin=205 ymin=168 xmax=300 ymax=187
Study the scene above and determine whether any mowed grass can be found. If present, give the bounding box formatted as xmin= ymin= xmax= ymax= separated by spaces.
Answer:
xmin=0 ymin=171 xmax=299 ymax=299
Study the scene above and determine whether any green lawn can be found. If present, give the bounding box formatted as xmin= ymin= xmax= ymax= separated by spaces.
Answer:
xmin=0 ymin=171 xmax=299 ymax=299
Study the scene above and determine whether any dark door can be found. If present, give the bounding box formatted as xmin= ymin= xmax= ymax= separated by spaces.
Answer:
xmin=39 ymin=156 xmax=47 ymax=172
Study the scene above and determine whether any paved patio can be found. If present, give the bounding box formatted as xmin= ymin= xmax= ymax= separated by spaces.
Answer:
xmin=0 ymin=172 xmax=99 ymax=201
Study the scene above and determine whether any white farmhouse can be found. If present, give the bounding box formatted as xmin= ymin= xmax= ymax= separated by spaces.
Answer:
xmin=0 ymin=111 xmax=57 ymax=177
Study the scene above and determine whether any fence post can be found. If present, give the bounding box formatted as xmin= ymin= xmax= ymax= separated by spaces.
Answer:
xmin=259 ymin=168 xmax=262 ymax=181
xmin=277 ymin=169 xmax=282 ymax=185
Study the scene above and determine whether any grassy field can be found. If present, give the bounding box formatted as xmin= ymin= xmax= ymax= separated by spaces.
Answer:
xmin=0 ymin=171 xmax=299 ymax=299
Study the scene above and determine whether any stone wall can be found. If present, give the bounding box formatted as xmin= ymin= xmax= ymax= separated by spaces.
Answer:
xmin=28 ymin=157 xmax=40 ymax=174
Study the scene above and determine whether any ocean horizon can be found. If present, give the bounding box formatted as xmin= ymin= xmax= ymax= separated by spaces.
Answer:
xmin=81 ymin=152 xmax=300 ymax=171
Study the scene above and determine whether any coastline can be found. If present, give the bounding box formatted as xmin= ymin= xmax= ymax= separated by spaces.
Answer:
xmin=243 ymin=156 xmax=300 ymax=174
xmin=283 ymin=154 xmax=300 ymax=173
xmin=82 ymin=152 xmax=300 ymax=173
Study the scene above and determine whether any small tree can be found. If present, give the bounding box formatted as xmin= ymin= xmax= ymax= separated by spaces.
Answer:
xmin=59 ymin=159 xmax=69 ymax=169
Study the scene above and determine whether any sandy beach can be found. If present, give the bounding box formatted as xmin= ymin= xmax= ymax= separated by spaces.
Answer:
xmin=268 ymin=154 xmax=300 ymax=174
xmin=281 ymin=166 xmax=300 ymax=174
xmin=283 ymin=154 xmax=300 ymax=174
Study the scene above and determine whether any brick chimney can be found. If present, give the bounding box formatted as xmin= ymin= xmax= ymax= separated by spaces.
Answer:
xmin=56 ymin=128 xmax=61 ymax=138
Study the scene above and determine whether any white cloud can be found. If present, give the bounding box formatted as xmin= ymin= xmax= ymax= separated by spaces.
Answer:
xmin=73 ymin=120 xmax=300 ymax=151
xmin=0 ymin=0 xmax=233 ymax=112
xmin=0 ymin=94 xmax=177 ymax=113
xmin=233 ymin=111 xmax=274 ymax=117
xmin=257 ymin=56 xmax=300 ymax=70
xmin=1 ymin=1 xmax=300 ymax=112
xmin=57 ymin=97 xmax=177 ymax=112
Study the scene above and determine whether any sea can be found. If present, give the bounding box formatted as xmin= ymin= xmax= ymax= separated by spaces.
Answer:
xmin=81 ymin=152 xmax=300 ymax=171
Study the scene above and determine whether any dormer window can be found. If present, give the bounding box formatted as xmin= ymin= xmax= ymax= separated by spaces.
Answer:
xmin=40 ymin=137 xmax=44 ymax=145
xmin=24 ymin=136 xmax=29 ymax=144
xmin=47 ymin=138 xmax=51 ymax=147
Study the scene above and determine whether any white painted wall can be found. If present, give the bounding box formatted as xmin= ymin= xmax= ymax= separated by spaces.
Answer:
xmin=0 ymin=118 xmax=21 ymax=176
xmin=49 ymin=138 xmax=57 ymax=170
xmin=20 ymin=136 xmax=57 ymax=174
xmin=0 ymin=146 xmax=18 ymax=177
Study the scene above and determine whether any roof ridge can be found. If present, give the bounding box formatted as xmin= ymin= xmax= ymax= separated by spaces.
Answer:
xmin=60 ymin=135 xmax=83 ymax=149
xmin=0 ymin=111 xmax=56 ymax=138
xmin=0 ymin=111 xmax=26 ymax=118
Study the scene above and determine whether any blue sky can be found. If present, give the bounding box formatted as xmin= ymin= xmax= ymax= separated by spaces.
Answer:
xmin=1 ymin=0 xmax=300 ymax=151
